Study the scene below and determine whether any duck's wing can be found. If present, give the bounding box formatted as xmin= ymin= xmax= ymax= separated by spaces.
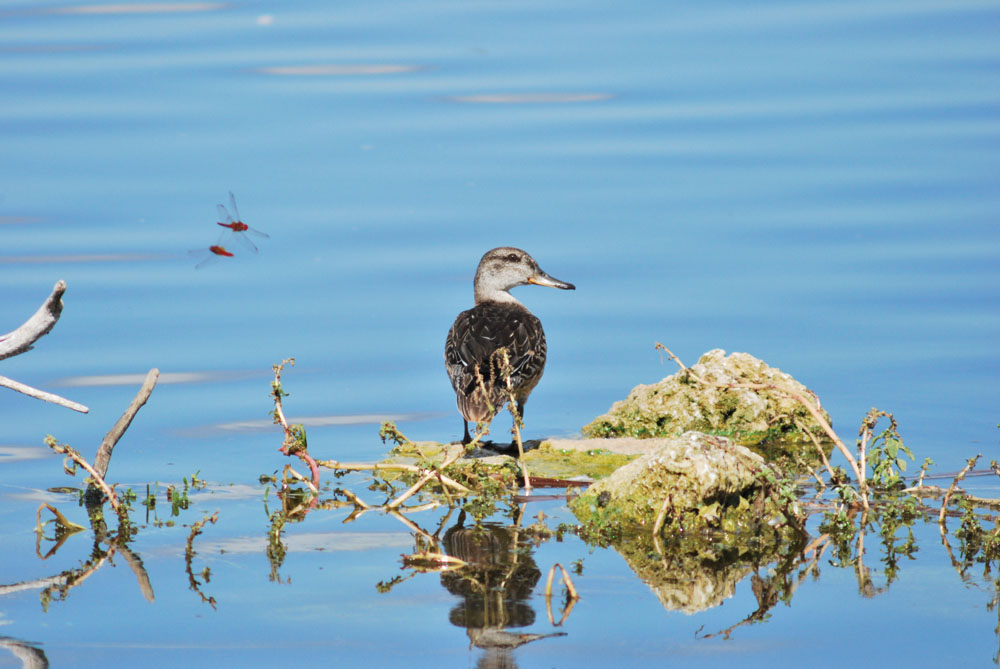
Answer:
xmin=445 ymin=304 xmax=547 ymax=404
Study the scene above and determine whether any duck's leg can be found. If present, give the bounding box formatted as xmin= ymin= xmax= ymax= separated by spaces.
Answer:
xmin=462 ymin=419 xmax=472 ymax=445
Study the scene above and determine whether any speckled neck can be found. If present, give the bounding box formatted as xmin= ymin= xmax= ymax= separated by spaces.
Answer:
xmin=473 ymin=284 xmax=524 ymax=307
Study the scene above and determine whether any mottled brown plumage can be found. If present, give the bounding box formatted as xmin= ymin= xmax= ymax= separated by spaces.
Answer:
xmin=445 ymin=247 xmax=574 ymax=444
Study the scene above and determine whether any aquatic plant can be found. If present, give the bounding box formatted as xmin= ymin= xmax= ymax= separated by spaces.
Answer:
xmin=20 ymin=367 xmax=228 ymax=614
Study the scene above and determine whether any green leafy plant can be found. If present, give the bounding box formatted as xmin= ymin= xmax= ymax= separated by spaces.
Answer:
xmin=860 ymin=409 xmax=913 ymax=488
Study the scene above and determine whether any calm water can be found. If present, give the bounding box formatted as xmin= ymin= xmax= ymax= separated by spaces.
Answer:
xmin=1 ymin=1 xmax=999 ymax=666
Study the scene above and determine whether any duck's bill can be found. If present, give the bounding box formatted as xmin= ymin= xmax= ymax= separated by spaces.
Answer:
xmin=529 ymin=271 xmax=575 ymax=290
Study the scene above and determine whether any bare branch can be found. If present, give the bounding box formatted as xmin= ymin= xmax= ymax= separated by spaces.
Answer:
xmin=0 ymin=280 xmax=89 ymax=413
xmin=386 ymin=445 xmax=465 ymax=510
xmin=0 ymin=374 xmax=89 ymax=413
xmin=45 ymin=438 xmax=120 ymax=513
xmin=92 ymin=368 xmax=159 ymax=478
xmin=316 ymin=459 xmax=471 ymax=494
xmin=939 ymin=454 xmax=981 ymax=526
xmin=0 ymin=280 xmax=65 ymax=361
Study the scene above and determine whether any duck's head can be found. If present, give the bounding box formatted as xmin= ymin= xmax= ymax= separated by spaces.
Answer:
xmin=473 ymin=247 xmax=575 ymax=305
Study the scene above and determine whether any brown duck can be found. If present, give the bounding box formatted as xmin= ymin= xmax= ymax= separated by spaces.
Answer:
xmin=445 ymin=247 xmax=575 ymax=444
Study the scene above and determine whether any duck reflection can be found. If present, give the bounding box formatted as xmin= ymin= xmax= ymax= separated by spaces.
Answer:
xmin=439 ymin=514 xmax=566 ymax=667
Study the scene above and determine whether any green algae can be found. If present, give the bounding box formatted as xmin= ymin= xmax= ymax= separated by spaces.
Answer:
xmin=382 ymin=439 xmax=636 ymax=484
xmin=523 ymin=441 xmax=635 ymax=480
xmin=568 ymin=432 xmax=804 ymax=539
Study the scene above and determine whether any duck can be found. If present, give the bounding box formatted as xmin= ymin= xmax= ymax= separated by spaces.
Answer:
xmin=445 ymin=247 xmax=575 ymax=445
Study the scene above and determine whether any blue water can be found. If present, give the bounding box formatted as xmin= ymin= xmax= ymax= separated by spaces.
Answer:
xmin=1 ymin=1 xmax=999 ymax=666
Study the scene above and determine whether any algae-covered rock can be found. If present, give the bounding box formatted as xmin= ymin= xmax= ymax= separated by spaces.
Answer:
xmin=568 ymin=432 xmax=807 ymax=614
xmin=582 ymin=349 xmax=832 ymax=452
xmin=570 ymin=431 xmax=768 ymax=532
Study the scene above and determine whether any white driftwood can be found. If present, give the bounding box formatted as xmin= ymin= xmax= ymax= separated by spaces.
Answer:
xmin=0 ymin=280 xmax=66 ymax=361
xmin=0 ymin=280 xmax=89 ymax=413
xmin=0 ymin=374 xmax=88 ymax=413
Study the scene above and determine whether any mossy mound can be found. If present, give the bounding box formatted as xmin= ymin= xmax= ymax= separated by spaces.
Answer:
xmin=570 ymin=431 xmax=773 ymax=533
xmin=582 ymin=349 xmax=832 ymax=456
xmin=568 ymin=433 xmax=806 ymax=615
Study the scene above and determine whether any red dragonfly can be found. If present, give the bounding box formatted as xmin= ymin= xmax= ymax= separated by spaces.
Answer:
xmin=189 ymin=244 xmax=234 ymax=269
xmin=217 ymin=191 xmax=269 ymax=253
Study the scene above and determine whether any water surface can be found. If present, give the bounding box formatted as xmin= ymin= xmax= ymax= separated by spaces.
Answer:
xmin=1 ymin=1 xmax=999 ymax=666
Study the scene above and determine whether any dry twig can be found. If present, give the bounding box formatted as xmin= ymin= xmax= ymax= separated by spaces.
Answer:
xmin=94 ymin=368 xmax=159 ymax=478
xmin=45 ymin=437 xmax=120 ymax=512
xmin=939 ymin=454 xmax=981 ymax=527
xmin=0 ymin=374 xmax=89 ymax=413
xmin=497 ymin=348 xmax=531 ymax=493
xmin=386 ymin=446 xmax=465 ymax=510
xmin=316 ymin=459 xmax=470 ymax=495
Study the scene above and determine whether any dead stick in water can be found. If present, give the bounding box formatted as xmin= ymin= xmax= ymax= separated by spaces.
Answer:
xmin=939 ymin=454 xmax=980 ymax=526
xmin=386 ymin=446 xmax=465 ymax=510
xmin=45 ymin=438 xmax=120 ymax=512
xmin=0 ymin=280 xmax=66 ymax=361
xmin=0 ymin=374 xmax=89 ymax=413
xmin=94 ymin=368 xmax=159 ymax=478
xmin=0 ymin=280 xmax=89 ymax=412
xmin=317 ymin=459 xmax=471 ymax=494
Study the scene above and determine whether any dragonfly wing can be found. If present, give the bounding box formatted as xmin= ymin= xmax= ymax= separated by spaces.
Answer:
xmin=228 ymin=191 xmax=241 ymax=223
xmin=189 ymin=248 xmax=218 ymax=269
xmin=228 ymin=230 xmax=259 ymax=254
xmin=217 ymin=203 xmax=234 ymax=225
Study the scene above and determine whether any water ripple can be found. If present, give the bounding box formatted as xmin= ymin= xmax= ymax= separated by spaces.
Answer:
xmin=256 ymin=64 xmax=423 ymax=76
xmin=449 ymin=93 xmax=613 ymax=104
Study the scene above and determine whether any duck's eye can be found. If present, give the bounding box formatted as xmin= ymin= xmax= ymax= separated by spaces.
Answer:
xmin=507 ymin=253 xmax=520 ymax=262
